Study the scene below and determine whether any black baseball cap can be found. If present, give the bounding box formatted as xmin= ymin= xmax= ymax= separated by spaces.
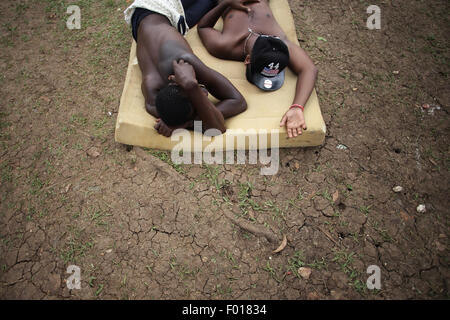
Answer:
xmin=246 ymin=35 xmax=290 ymax=91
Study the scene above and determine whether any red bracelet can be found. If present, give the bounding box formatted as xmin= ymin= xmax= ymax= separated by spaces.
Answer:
xmin=290 ymin=104 xmax=304 ymax=111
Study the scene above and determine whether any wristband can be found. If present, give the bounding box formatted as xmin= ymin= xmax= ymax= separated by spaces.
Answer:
xmin=290 ymin=104 xmax=304 ymax=111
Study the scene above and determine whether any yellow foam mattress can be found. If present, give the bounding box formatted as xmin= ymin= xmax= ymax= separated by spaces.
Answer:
xmin=115 ymin=0 xmax=326 ymax=151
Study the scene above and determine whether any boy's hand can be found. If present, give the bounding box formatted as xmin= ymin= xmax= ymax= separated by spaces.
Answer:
xmin=154 ymin=118 xmax=194 ymax=137
xmin=154 ymin=119 xmax=174 ymax=137
xmin=169 ymin=59 xmax=198 ymax=91
xmin=280 ymin=108 xmax=307 ymax=138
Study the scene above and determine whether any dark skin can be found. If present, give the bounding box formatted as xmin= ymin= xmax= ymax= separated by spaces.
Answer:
xmin=136 ymin=12 xmax=247 ymax=137
xmin=197 ymin=0 xmax=319 ymax=138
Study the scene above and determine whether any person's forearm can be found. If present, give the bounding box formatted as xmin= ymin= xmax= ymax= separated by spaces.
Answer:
xmin=197 ymin=0 xmax=230 ymax=29
xmin=215 ymin=96 xmax=247 ymax=119
xmin=185 ymin=85 xmax=226 ymax=133
xmin=292 ymin=66 xmax=318 ymax=108
xmin=145 ymin=103 xmax=158 ymax=118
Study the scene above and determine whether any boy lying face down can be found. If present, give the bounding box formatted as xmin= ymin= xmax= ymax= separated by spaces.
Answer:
xmin=197 ymin=0 xmax=318 ymax=138
xmin=124 ymin=0 xmax=247 ymax=137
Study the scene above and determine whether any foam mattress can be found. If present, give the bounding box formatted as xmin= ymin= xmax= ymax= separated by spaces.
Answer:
xmin=115 ymin=0 xmax=326 ymax=151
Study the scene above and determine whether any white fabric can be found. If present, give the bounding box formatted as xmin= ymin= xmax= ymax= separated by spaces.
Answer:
xmin=124 ymin=0 xmax=188 ymax=33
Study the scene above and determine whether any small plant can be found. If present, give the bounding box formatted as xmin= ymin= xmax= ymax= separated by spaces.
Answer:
xmin=287 ymin=250 xmax=305 ymax=278
xmin=263 ymin=261 xmax=281 ymax=283
xmin=359 ymin=205 xmax=372 ymax=215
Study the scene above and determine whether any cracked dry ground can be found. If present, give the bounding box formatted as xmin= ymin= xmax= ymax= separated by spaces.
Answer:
xmin=0 ymin=0 xmax=449 ymax=299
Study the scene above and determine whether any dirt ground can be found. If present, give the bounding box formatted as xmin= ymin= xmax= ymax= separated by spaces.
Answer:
xmin=0 ymin=0 xmax=448 ymax=300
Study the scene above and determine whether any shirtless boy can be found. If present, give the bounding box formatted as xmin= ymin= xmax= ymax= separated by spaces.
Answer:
xmin=197 ymin=0 xmax=318 ymax=138
xmin=124 ymin=0 xmax=247 ymax=137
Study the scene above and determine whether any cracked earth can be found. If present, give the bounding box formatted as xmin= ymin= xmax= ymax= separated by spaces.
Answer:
xmin=0 ymin=0 xmax=449 ymax=299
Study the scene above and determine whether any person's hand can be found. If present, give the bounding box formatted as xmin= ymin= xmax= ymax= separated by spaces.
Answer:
xmin=154 ymin=119 xmax=174 ymax=137
xmin=168 ymin=59 xmax=198 ymax=91
xmin=222 ymin=0 xmax=260 ymax=12
xmin=280 ymin=108 xmax=307 ymax=138
xmin=154 ymin=118 xmax=194 ymax=137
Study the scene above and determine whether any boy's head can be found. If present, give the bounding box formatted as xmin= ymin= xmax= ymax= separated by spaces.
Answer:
xmin=155 ymin=84 xmax=194 ymax=127
xmin=245 ymin=35 xmax=290 ymax=91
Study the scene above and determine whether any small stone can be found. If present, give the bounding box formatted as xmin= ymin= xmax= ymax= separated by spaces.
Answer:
xmin=87 ymin=147 xmax=100 ymax=158
xmin=330 ymin=290 xmax=344 ymax=299
xmin=352 ymin=72 xmax=364 ymax=81
xmin=332 ymin=190 xmax=339 ymax=203
xmin=392 ymin=186 xmax=403 ymax=193
xmin=298 ymin=267 xmax=312 ymax=279
xmin=307 ymin=292 xmax=319 ymax=300
xmin=64 ymin=183 xmax=72 ymax=193
xmin=416 ymin=204 xmax=426 ymax=213
xmin=435 ymin=241 xmax=445 ymax=252
xmin=106 ymin=249 xmax=112 ymax=254
xmin=39 ymin=96 xmax=51 ymax=104
xmin=399 ymin=211 xmax=412 ymax=221
xmin=392 ymin=70 xmax=399 ymax=74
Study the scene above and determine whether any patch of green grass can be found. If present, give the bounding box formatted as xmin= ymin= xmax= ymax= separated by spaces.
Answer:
xmin=287 ymin=250 xmax=305 ymax=278
xmin=70 ymin=113 xmax=88 ymax=127
xmin=60 ymin=236 xmax=94 ymax=264
xmin=263 ymin=261 xmax=281 ymax=283
xmin=0 ymin=162 xmax=13 ymax=184
xmin=95 ymin=284 xmax=104 ymax=296
xmin=29 ymin=173 xmax=45 ymax=195
xmin=146 ymin=149 xmax=185 ymax=174
xmin=169 ymin=257 xmax=200 ymax=281
xmin=359 ymin=205 xmax=371 ymax=215
xmin=237 ymin=182 xmax=261 ymax=217
xmin=93 ymin=117 xmax=108 ymax=130
xmin=331 ymin=249 xmax=366 ymax=294
xmin=220 ymin=248 xmax=240 ymax=269
xmin=321 ymin=189 xmax=332 ymax=202
xmin=90 ymin=208 xmax=112 ymax=227
xmin=105 ymin=0 xmax=116 ymax=8
xmin=371 ymin=221 xmax=394 ymax=243
xmin=215 ymin=283 xmax=233 ymax=297
xmin=307 ymin=257 xmax=328 ymax=271
xmin=263 ymin=200 xmax=285 ymax=225
xmin=332 ymin=250 xmax=355 ymax=273
xmin=15 ymin=2 xmax=30 ymax=15
xmin=201 ymin=164 xmax=222 ymax=189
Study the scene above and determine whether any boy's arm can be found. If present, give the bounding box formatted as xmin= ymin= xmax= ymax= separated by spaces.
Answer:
xmin=197 ymin=0 xmax=233 ymax=58
xmin=141 ymin=76 xmax=161 ymax=118
xmin=280 ymin=41 xmax=318 ymax=138
xmin=172 ymin=58 xmax=246 ymax=134
xmin=186 ymin=54 xmax=247 ymax=120
xmin=197 ymin=0 xmax=258 ymax=59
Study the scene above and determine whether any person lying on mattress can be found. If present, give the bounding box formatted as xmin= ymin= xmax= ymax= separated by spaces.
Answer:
xmin=197 ymin=0 xmax=318 ymax=139
xmin=124 ymin=0 xmax=247 ymax=137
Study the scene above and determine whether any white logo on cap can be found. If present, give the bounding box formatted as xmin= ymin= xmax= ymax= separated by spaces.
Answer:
xmin=264 ymin=79 xmax=273 ymax=89
xmin=262 ymin=62 xmax=280 ymax=77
